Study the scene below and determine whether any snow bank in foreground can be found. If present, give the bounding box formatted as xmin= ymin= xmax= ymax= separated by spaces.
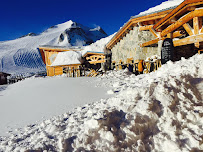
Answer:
xmin=0 ymin=77 xmax=112 ymax=137
xmin=138 ymin=0 xmax=184 ymax=16
xmin=0 ymin=54 xmax=203 ymax=151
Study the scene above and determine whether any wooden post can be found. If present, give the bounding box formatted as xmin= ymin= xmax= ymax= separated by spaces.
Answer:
xmin=83 ymin=66 xmax=85 ymax=76
xmin=73 ymin=67 xmax=75 ymax=77
xmin=167 ymin=32 xmax=173 ymax=39
xmin=78 ymin=66 xmax=81 ymax=77
xmin=194 ymin=17 xmax=200 ymax=48
xmin=183 ymin=23 xmax=194 ymax=36
xmin=198 ymin=49 xmax=203 ymax=54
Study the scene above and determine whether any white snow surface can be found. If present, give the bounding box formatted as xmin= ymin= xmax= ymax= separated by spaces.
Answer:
xmin=0 ymin=54 xmax=203 ymax=151
xmin=138 ymin=0 xmax=184 ymax=16
xmin=0 ymin=76 xmax=112 ymax=137
xmin=51 ymin=51 xmax=81 ymax=66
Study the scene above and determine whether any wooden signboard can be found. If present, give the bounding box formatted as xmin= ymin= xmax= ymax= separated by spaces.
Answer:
xmin=161 ymin=38 xmax=174 ymax=64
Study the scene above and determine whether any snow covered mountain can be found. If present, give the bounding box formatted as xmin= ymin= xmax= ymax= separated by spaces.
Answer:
xmin=0 ymin=20 xmax=107 ymax=75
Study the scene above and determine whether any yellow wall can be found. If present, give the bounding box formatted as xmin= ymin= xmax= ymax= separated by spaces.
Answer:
xmin=44 ymin=51 xmax=63 ymax=76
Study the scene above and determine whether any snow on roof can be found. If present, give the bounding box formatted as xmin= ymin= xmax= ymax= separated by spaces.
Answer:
xmin=82 ymin=51 xmax=104 ymax=57
xmin=132 ymin=6 xmax=177 ymax=19
xmin=51 ymin=51 xmax=82 ymax=66
xmin=135 ymin=0 xmax=184 ymax=17
xmin=39 ymin=45 xmax=84 ymax=51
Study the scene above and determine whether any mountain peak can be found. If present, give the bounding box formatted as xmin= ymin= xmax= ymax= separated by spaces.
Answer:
xmin=90 ymin=26 xmax=107 ymax=35
xmin=57 ymin=20 xmax=75 ymax=28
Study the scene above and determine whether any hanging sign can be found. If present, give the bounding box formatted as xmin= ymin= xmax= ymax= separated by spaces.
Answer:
xmin=161 ymin=38 xmax=174 ymax=64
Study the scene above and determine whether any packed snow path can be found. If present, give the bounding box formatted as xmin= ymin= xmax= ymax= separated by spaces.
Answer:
xmin=0 ymin=76 xmax=112 ymax=137
xmin=0 ymin=54 xmax=203 ymax=151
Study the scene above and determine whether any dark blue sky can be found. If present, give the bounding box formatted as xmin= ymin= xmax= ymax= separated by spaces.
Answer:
xmin=0 ymin=0 xmax=166 ymax=41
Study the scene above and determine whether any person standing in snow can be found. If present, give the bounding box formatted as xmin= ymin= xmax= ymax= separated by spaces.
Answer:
xmin=138 ymin=60 xmax=144 ymax=74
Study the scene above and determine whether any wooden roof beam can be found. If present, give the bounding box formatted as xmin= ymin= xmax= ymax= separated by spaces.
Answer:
xmin=174 ymin=33 xmax=203 ymax=47
xmin=140 ymin=38 xmax=159 ymax=47
xmin=154 ymin=0 xmax=203 ymax=30
xmin=139 ymin=25 xmax=153 ymax=31
xmin=169 ymin=17 xmax=177 ymax=24
xmin=141 ymin=31 xmax=183 ymax=47
xmin=183 ymin=23 xmax=194 ymax=36
xmin=194 ymin=16 xmax=200 ymax=35
xmin=149 ymin=28 xmax=159 ymax=38
xmin=173 ymin=31 xmax=183 ymax=38
xmin=139 ymin=25 xmax=158 ymax=38
xmin=200 ymin=25 xmax=203 ymax=34
xmin=187 ymin=6 xmax=196 ymax=11
xmin=160 ymin=8 xmax=203 ymax=38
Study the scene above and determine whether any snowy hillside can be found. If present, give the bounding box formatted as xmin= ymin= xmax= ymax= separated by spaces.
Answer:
xmin=0 ymin=54 xmax=202 ymax=151
xmin=0 ymin=20 xmax=107 ymax=75
xmin=82 ymin=33 xmax=115 ymax=55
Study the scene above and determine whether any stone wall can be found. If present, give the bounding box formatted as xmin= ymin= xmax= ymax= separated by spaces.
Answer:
xmin=111 ymin=26 xmax=160 ymax=63
xmin=110 ymin=26 xmax=197 ymax=64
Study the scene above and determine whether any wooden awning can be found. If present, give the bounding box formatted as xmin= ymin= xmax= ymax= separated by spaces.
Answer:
xmin=154 ymin=0 xmax=203 ymax=31
xmin=82 ymin=51 xmax=104 ymax=58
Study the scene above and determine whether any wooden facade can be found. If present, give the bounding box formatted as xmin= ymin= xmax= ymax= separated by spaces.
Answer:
xmin=142 ymin=0 xmax=203 ymax=50
xmin=38 ymin=46 xmax=82 ymax=76
xmin=83 ymin=51 xmax=105 ymax=65
xmin=38 ymin=47 xmax=106 ymax=77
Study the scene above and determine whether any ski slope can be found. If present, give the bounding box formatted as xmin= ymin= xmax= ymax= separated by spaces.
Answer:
xmin=0 ymin=20 xmax=107 ymax=75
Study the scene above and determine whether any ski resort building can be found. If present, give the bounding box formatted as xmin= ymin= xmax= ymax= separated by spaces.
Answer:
xmin=106 ymin=0 xmax=203 ymax=69
xmin=38 ymin=46 xmax=82 ymax=76
xmin=38 ymin=46 xmax=105 ymax=76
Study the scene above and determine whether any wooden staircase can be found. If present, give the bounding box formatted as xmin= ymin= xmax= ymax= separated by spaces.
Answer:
xmin=87 ymin=69 xmax=99 ymax=77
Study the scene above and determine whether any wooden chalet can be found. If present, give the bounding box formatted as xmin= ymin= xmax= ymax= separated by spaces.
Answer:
xmin=0 ymin=72 xmax=11 ymax=85
xmin=106 ymin=0 xmax=203 ymax=72
xmin=38 ymin=45 xmax=82 ymax=76
xmin=38 ymin=45 xmax=106 ymax=77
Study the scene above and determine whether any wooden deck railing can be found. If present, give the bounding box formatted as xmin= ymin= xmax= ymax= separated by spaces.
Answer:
xmin=112 ymin=59 xmax=162 ymax=74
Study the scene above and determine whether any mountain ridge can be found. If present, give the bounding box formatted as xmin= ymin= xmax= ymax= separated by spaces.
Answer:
xmin=0 ymin=20 xmax=108 ymax=75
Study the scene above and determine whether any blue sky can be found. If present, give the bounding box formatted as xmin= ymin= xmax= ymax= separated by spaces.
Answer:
xmin=0 ymin=0 xmax=166 ymax=41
